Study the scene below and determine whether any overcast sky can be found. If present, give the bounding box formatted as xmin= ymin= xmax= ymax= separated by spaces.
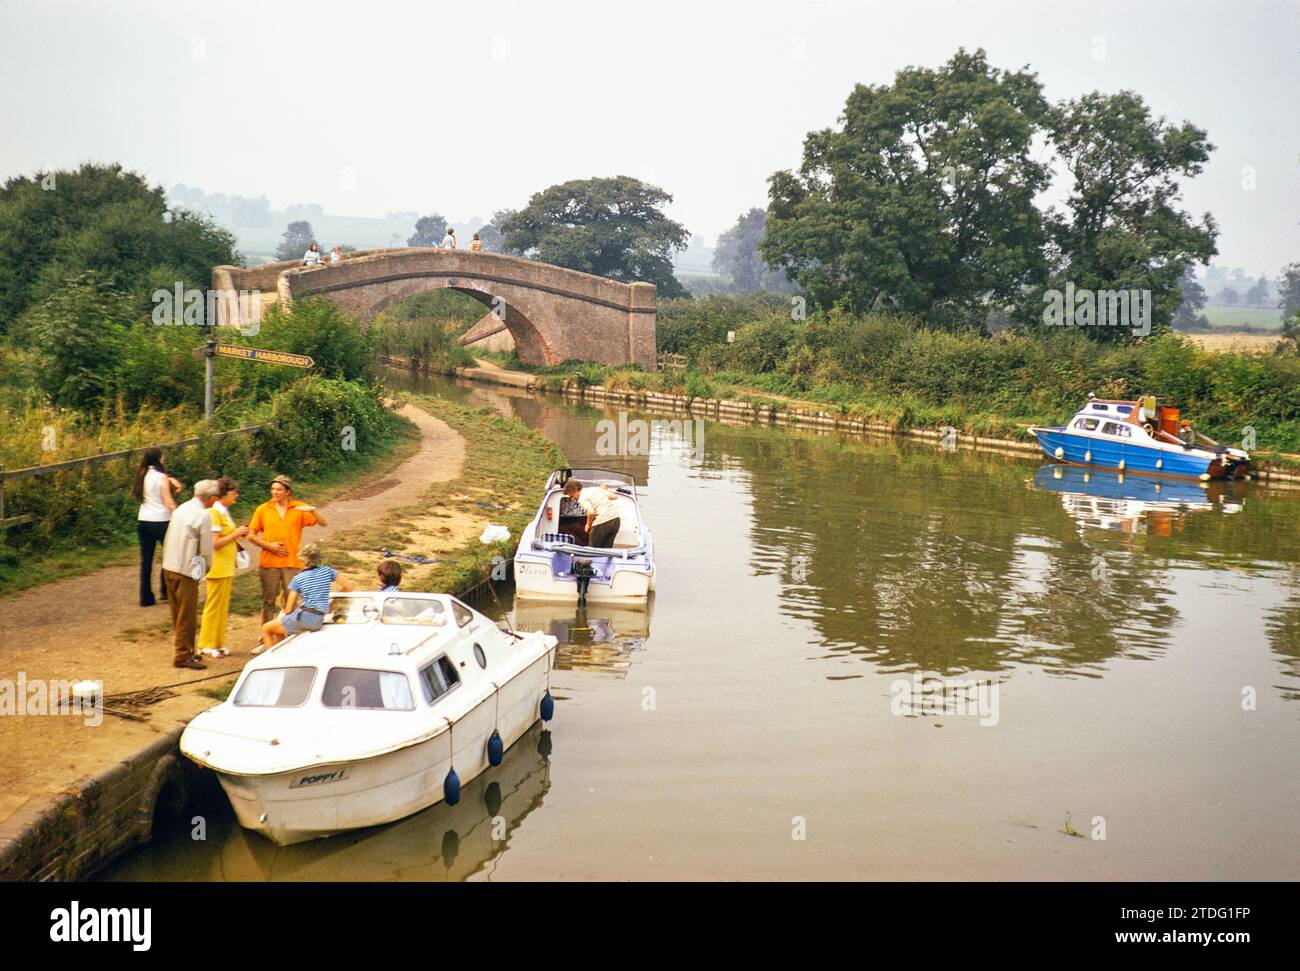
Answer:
xmin=1 ymin=0 xmax=1296 ymax=271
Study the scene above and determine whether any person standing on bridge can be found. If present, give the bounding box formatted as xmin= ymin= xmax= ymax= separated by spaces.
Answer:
xmin=303 ymin=242 xmax=323 ymax=266
xmin=469 ymin=232 xmax=483 ymax=253
xmin=441 ymin=227 xmax=456 ymax=249
xmin=330 ymin=246 xmax=342 ymax=264
xmin=247 ymin=475 xmax=328 ymax=624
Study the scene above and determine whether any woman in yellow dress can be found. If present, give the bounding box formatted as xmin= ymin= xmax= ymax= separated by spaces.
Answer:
xmin=198 ymin=478 xmax=249 ymax=656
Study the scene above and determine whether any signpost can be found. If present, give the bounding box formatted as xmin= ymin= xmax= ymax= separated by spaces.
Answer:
xmin=200 ymin=340 xmax=316 ymax=421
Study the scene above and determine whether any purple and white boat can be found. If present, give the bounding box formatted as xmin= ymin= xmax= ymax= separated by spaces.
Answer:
xmin=513 ymin=469 xmax=655 ymax=604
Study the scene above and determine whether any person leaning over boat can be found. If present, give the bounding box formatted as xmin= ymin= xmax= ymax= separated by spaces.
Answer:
xmin=246 ymin=475 xmax=327 ymax=623
xmin=558 ymin=478 xmax=590 ymax=545
xmin=259 ymin=543 xmax=354 ymax=649
xmin=580 ymin=482 xmax=621 ymax=549
xmin=198 ymin=478 xmax=249 ymax=658
xmin=161 ymin=480 xmax=220 ymax=669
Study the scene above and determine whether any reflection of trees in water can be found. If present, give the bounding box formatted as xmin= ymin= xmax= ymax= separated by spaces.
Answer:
xmin=722 ymin=425 xmax=1185 ymax=676
xmin=1264 ymin=575 xmax=1300 ymax=701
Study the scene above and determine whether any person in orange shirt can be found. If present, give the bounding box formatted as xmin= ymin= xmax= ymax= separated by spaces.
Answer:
xmin=246 ymin=475 xmax=328 ymax=623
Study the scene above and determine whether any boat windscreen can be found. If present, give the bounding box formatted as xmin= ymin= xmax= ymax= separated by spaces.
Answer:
xmin=233 ymin=667 xmax=317 ymax=707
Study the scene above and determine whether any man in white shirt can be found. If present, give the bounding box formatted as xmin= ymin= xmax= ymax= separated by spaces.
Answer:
xmin=161 ymin=480 xmax=220 ymax=669
xmin=579 ymin=483 xmax=621 ymax=549
xmin=441 ymin=228 xmax=456 ymax=249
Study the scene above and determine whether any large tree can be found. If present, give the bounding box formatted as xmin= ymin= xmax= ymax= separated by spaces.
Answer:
xmin=0 ymin=163 xmax=237 ymax=333
xmin=1039 ymin=90 xmax=1217 ymax=341
xmin=407 ymin=213 xmax=449 ymax=247
xmin=763 ymin=48 xmax=1052 ymax=329
xmin=713 ymin=208 xmax=794 ymax=293
xmin=499 ymin=176 xmax=689 ymax=296
xmin=274 ymin=220 xmax=315 ymax=261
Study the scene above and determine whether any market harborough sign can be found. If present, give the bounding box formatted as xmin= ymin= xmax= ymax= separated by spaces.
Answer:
xmin=198 ymin=340 xmax=316 ymax=420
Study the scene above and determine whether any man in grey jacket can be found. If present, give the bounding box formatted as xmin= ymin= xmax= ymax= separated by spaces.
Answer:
xmin=161 ymin=480 xmax=220 ymax=669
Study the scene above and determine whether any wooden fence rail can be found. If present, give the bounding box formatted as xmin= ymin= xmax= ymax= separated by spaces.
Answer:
xmin=0 ymin=424 xmax=267 ymax=533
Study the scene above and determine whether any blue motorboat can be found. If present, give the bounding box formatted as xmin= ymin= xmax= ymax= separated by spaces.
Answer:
xmin=1029 ymin=395 xmax=1250 ymax=481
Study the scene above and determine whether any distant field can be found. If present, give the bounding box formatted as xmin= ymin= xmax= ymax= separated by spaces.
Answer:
xmin=1187 ymin=332 xmax=1283 ymax=353
xmin=1202 ymin=305 xmax=1283 ymax=329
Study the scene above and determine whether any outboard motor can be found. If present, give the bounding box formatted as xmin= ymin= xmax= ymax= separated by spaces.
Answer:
xmin=572 ymin=558 xmax=596 ymax=606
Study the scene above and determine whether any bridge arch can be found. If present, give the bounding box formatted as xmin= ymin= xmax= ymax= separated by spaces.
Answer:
xmin=214 ymin=248 xmax=657 ymax=369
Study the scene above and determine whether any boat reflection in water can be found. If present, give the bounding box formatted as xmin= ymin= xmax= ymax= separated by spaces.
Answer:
xmin=1031 ymin=464 xmax=1244 ymax=537
xmin=203 ymin=723 xmax=553 ymax=882
xmin=510 ymin=596 xmax=653 ymax=677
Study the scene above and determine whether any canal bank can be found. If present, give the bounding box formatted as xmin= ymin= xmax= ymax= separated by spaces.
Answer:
xmin=0 ymin=397 xmax=559 ymax=881
xmin=424 ymin=357 xmax=1300 ymax=488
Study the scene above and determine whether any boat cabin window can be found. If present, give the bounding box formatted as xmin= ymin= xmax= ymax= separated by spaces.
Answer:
xmin=382 ymin=598 xmax=447 ymax=626
xmin=233 ymin=667 xmax=316 ymax=708
xmin=1074 ymin=417 xmax=1100 ymax=431
xmin=327 ymin=597 xmax=379 ymax=624
xmin=418 ymin=655 xmax=461 ymax=704
xmin=321 ymin=668 xmax=415 ymax=710
xmin=1101 ymin=421 xmax=1129 ymax=437
xmin=451 ymin=599 xmax=474 ymax=627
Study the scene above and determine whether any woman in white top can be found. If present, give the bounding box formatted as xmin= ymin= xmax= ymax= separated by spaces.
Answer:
xmin=131 ymin=448 xmax=183 ymax=607
xmin=303 ymin=242 xmax=323 ymax=265
xmin=441 ymin=228 xmax=456 ymax=249
xmin=330 ymin=246 xmax=342 ymax=264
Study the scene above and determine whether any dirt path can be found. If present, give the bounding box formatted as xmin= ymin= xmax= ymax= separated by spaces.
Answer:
xmin=0 ymin=403 xmax=464 ymax=827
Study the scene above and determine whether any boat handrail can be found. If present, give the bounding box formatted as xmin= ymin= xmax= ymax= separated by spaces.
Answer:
xmin=531 ymin=539 xmax=649 ymax=559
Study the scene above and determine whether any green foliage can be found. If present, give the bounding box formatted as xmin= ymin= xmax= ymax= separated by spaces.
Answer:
xmin=13 ymin=273 xmax=138 ymax=410
xmin=762 ymin=49 xmax=1219 ymax=342
xmin=219 ymin=298 xmax=377 ymax=401
xmin=1036 ymin=90 xmax=1217 ymax=342
xmin=499 ymin=176 xmax=690 ymax=297
xmin=370 ymin=289 xmax=479 ymax=373
xmin=657 ymin=292 xmax=789 ymax=356
xmin=0 ymin=163 xmax=238 ymax=332
xmin=764 ymin=48 xmax=1052 ymax=329
xmin=255 ymin=376 xmax=394 ymax=475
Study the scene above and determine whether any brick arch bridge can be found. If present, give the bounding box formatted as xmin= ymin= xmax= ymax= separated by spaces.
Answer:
xmin=213 ymin=248 xmax=657 ymax=369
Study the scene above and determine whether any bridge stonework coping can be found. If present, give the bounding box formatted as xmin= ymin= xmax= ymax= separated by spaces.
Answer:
xmin=214 ymin=248 xmax=658 ymax=370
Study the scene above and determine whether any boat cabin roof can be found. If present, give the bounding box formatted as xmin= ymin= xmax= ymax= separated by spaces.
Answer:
xmin=251 ymin=592 xmax=497 ymax=672
xmin=548 ymin=468 xmax=638 ymax=497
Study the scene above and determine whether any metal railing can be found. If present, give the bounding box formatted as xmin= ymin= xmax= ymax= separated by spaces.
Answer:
xmin=0 ymin=424 xmax=267 ymax=533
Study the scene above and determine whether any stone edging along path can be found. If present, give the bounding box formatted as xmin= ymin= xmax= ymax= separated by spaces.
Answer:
xmin=443 ymin=362 xmax=1300 ymax=489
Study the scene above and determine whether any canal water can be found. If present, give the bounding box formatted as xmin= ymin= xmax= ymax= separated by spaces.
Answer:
xmin=102 ymin=373 xmax=1300 ymax=881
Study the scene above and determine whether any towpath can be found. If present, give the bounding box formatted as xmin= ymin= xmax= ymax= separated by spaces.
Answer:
xmin=0 ymin=403 xmax=464 ymax=834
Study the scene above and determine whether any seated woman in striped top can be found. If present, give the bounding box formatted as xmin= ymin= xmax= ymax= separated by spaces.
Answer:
xmin=259 ymin=542 xmax=354 ymax=650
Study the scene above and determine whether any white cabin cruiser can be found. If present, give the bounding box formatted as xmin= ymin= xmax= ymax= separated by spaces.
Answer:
xmin=179 ymin=591 xmax=558 ymax=846
xmin=514 ymin=468 xmax=655 ymax=604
